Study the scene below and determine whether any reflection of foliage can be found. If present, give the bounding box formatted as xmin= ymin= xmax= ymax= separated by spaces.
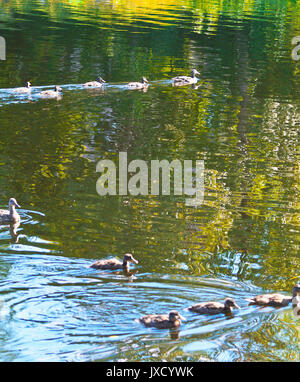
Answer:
xmin=0 ymin=0 xmax=299 ymax=292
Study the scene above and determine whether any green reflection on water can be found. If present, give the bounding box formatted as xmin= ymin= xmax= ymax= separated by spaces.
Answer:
xmin=0 ymin=0 xmax=299 ymax=362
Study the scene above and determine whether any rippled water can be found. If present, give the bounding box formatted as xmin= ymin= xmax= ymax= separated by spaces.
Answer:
xmin=0 ymin=0 xmax=299 ymax=362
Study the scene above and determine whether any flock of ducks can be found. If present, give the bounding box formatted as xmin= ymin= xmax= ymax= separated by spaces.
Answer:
xmin=4 ymin=72 xmax=300 ymax=331
xmin=89 ymin=252 xmax=300 ymax=329
xmin=1 ymin=198 xmax=299 ymax=330
xmin=10 ymin=69 xmax=201 ymax=99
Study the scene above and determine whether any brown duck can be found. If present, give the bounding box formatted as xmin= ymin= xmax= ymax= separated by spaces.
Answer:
xmin=246 ymin=284 xmax=300 ymax=307
xmin=138 ymin=310 xmax=185 ymax=329
xmin=0 ymin=198 xmax=21 ymax=223
xmin=13 ymin=81 xmax=31 ymax=93
xmin=126 ymin=77 xmax=149 ymax=90
xmin=90 ymin=253 xmax=138 ymax=271
xmin=172 ymin=69 xmax=200 ymax=86
xmin=39 ymin=85 xmax=62 ymax=98
xmin=188 ymin=297 xmax=240 ymax=315
xmin=83 ymin=76 xmax=106 ymax=88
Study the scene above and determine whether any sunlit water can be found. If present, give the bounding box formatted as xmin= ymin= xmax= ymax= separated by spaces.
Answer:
xmin=0 ymin=0 xmax=299 ymax=361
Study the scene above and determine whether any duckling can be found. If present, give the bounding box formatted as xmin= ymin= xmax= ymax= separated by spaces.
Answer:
xmin=246 ymin=284 xmax=300 ymax=307
xmin=188 ymin=297 xmax=240 ymax=315
xmin=39 ymin=86 xmax=62 ymax=98
xmin=83 ymin=76 xmax=106 ymax=88
xmin=292 ymin=304 xmax=300 ymax=318
xmin=292 ymin=286 xmax=300 ymax=308
xmin=0 ymin=198 xmax=21 ymax=223
xmin=172 ymin=69 xmax=200 ymax=86
xmin=292 ymin=290 xmax=300 ymax=318
xmin=126 ymin=77 xmax=149 ymax=90
xmin=138 ymin=310 xmax=185 ymax=329
xmin=90 ymin=253 xmax=138 ymax=271
xmin=13 ymin=81 xmax=31 ymax=93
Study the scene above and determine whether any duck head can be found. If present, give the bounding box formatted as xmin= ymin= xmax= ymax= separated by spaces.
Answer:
xmin=191 ymin=69 xmax=200 ymax=77
xmin=224 ymin=297 xmax=240 ymax=310
xmin=123 ymin=253 xmax=139 ymax=265
xmin=54 ymin=86 xmax=62 ymax=92
xmin=169 ymin=310 xmax=186 ymax=323
xmin=9 ymin=198 xmax=21 ymax=209
xmin=26 ymin=81 xmax=31 ymax=88
xmin=96 ymin=76 xmax=106 ymax=84
xmin=293 ymin=284 xmax=300 ymax=296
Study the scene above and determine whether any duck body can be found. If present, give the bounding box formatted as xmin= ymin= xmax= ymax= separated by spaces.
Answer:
xmin=138 ymin=311 xmax=184 ymax=329
xmin=83 ymin=76 xmax=106 ymax=88
xmin=172 ymin=69 xmax=200 ymax=86
xmin=246 ymin=293 xmax=291 ymax=307
xmin=246 ymin=285 xmax=300 ymax=307
xmin=90 ymin=253 xmax=138 ymax=270
xmin=13 ymin=81 xmax=31 ymax=94
xmin=188 ymin=297 xmax=240 ymax=315
xmin=126 ymin=77 xmax=149 ymax=90
xmin=0 ymin=198 xmax=21 ymax=223
xmin=40 ymin=86 xmax=62 ymax=98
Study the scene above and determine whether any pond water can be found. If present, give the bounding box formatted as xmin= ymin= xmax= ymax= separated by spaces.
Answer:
xmin=0 ymin=0 xmax=299 ymax=362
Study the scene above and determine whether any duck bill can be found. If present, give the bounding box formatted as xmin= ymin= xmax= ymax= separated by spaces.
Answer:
xmin=179 ymin=315 xmax=186 ymax=321
xmin=131 ymin=258 xmax=139 ymax=264
xmin=234 ymin=303 xmax=240 ymax=310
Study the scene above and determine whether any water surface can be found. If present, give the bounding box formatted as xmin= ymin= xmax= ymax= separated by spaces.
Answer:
xmin=0 ymin=0 xmax=299 ymax=362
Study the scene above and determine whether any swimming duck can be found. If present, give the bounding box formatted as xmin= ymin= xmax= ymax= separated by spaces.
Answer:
xmin=292 ymin=305 xmax=300 ymax=318
xmin=13 ymin=81 xmax=31 ymax=93
xmin=39 ymin=86 xmax=62 ymax=98
xmin=0 ymin=198 xmax=21 ymax=223
xmin=126 ymin=77 xmax=149 ymax=90
xmin=246 ymin=284 xmax=300 ymax=307
xmin=292 ymin=291 xmax=300 ymax=318
xmin=83 ymin=76 xmax=106 ymax=88
xmin=138 ymin=310 xmax=185 ymax=329
xmin=172 ymin=69 xmax=200 ymax=86
xmin=188 ymin=297 xmax=240 ymax=315
xmin=90 ymin=253 xmax=138 ymax=270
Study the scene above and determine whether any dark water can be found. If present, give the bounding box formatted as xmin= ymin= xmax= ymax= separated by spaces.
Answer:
xmin=0 ymin=0 xmax=299 ymax=361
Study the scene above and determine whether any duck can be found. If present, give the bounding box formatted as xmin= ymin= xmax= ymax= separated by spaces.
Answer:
xmin=39 ymin=86 xmax=62 ymax=98
xmin=172 ymin=69 xmax=200 ymax=86
xmin=0 ymin=198 xmax=21 ymax=223
xmin=137 ymin=310 xmax=185 ymax=329
xmin=126 ymin=77 xmax=149 ymax=90
xmin=187 ymin=297 xmax=240 ymax=315
xmin=83 ymin=76 xmax=106 ymax=88
xmin=246 ymin=284 xmax=300 ymax=307
xmin=292 ymin=292 xmax=300 ymax=318
xmin=90 ymin=253 xmax=138 ymax=271
xmin=292 ymin=305 xmax=300 ymax=318
xmin=13 ymin=81 xmax=31 ymax=94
